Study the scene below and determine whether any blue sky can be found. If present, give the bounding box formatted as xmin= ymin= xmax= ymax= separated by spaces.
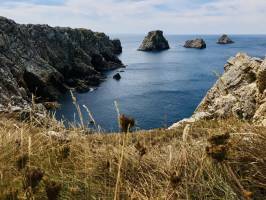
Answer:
xmin=0 ymin=0 xmax=265 ymax=34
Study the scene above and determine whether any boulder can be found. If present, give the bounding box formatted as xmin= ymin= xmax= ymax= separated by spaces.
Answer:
xmin=170 ymin=53 xmax=266 ymax=129
xmin=113 ymin=73 xmax=121 ymax=80
xmin=217 ymin=34 xmax=234 ymax=44
xmin=0 ymin=16 xmax=124 ymax=108
xmin=184 ymin=38 xmax=206 ymax=49
xmin=138 ymin=30 xmax=169 ymax=51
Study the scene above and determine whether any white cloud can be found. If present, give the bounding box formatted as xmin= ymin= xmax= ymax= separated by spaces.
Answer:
xmin=0 ymin=0 xmax=265 ymax=34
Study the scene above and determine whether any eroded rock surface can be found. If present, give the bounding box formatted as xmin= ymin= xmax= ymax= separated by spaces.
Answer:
xmin=138 ymin=30 xmax=169 ymax=51
xmin=184 ymin=38 xmax=206 ymax=49
xmin=0 ymin=16 xmax=123 ymax=108
xmin=170 ymin=53 xmax=266 ymax=128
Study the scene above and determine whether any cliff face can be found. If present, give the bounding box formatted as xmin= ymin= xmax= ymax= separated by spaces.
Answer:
xmin=0 ymin=16 xmax=123 ymax=108
xmin=170 ymin=53 xmax=266 ymax=128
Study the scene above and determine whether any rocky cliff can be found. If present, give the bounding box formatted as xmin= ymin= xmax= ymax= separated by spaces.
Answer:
xmin=170 ymin=53 xmax=266 ymax=128
xmin=0 ymin=16 xmax=123 ymax=109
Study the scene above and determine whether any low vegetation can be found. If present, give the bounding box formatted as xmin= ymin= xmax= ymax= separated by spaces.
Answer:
xmin=0 ymin=112 xmax=265 ymax=200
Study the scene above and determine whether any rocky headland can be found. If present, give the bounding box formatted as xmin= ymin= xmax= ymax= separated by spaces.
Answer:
xmin=184 ymin=38 xmax=206 ymax=49
xmin=170 ymin=53 xmax=266 ymax=128
xmin=217 ymin=34 xmax=234 ymax=44
xmin=138 ymin=30 xmax=169 ymax=51
xmin=0 ymin=16 xmax=123 ymax=110
xmin=0 ymin=19 xmax=265 ymax=199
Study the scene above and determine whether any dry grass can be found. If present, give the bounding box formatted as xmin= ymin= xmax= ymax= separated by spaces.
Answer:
xmin=0 ymin=114 xmax=265 ymax=200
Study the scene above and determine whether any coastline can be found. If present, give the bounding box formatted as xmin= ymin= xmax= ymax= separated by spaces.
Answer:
xmin=0 ymin=17 xmax=265 ymax=199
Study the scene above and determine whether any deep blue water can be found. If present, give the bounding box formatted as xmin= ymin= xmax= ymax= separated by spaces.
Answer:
xmin=56 ymin=35 xmax=266 ymax=131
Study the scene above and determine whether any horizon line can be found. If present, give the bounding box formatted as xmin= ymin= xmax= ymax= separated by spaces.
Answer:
xmin=108 ymin=33 xmax=266 ymax=35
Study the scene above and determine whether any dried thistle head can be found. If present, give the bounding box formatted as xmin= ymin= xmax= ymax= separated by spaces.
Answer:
xmin=119 ymin=114 xmax=135 ymax=133
xmin=206 ymin=145 xmax=228 ymax=162
xmin=16 ymin=154 xmax=29 ymax=170
xmin=170 ymin=172 xmax=181 ymax=188
xmin=135 ymin=141 xmax=147 ymax=158
xmin=24 ymin=167 xmax=44 ymax=189
xmin=43 ymin=102 xmax=61 ymax=110
xmin=208 ymin=132 xmax=230 ymax=145
xmin=58 ymin=145 xmax=71 ymax=159
xmin=45 ymin=180 xmax=62 ymax=200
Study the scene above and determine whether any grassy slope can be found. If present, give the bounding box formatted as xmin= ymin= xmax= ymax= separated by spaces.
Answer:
xmin=0 ymin=115 xmax=265 ymax=200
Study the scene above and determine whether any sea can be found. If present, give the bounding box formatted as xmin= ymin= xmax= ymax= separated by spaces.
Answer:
xmin=55 ymin=35 xmax=266 ymax=131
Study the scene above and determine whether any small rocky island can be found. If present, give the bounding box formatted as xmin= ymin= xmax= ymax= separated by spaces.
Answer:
xmin=184 ymin=38 xmax=206 ymax=49
xmin=113 ymin=73 xmax=121 ymax=80
xmin=0 ymin=16 xmax=123 ymax=109
xmin=217 ymin=34 xmax=234 ymax=44
xmin=138 ymin=30 xmax=169 ymax=51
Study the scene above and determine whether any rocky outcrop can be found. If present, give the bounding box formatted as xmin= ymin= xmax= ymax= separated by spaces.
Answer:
xmin=217 ymin=34 xmax=234 ymax=44
xmin=184 ymin=38 xmax=206 ymax=49
xmin=0 ymin=16 xmax=123 ymax=108
xmin=138 ymin=30 xmax=169 ymax=51
xmin=170 ymin=53 xmax=266 ymax=128
xmin=113 ymin=73 xmax=121 ymax=80
xmin=112 ymin=39 xmax=122 ymax=54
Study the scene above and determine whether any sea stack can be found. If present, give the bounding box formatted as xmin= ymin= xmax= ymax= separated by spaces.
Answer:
xmin=217 ymin=34 xmax=234 ymax=44
xmin=184 ymin=38 xmax=206 ymax=49
xmin=138 ymin=30 xmax=170 ymax=51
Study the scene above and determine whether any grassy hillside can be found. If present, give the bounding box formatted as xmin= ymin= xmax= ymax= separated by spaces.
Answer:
xmin=0 ymin=113 xmax=265 ymax=200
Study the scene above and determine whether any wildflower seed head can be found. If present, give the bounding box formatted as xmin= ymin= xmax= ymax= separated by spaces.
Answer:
xmin=206 ymin=145 xmax=228 ymax=162
xmin=208 ymin=132 xmax=230 ymax=145
xmin=135 ymin=141 xmax=147 ymax=157
xmin=24 ymin=167 xmax=44 ymax=189
xmin=45 ymin=180 xmax=62 ymax=200
xmin=119 ymin=114 xmax=135 ymax=133
xmin=170 ymin=172 xmax=181 ymax=187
